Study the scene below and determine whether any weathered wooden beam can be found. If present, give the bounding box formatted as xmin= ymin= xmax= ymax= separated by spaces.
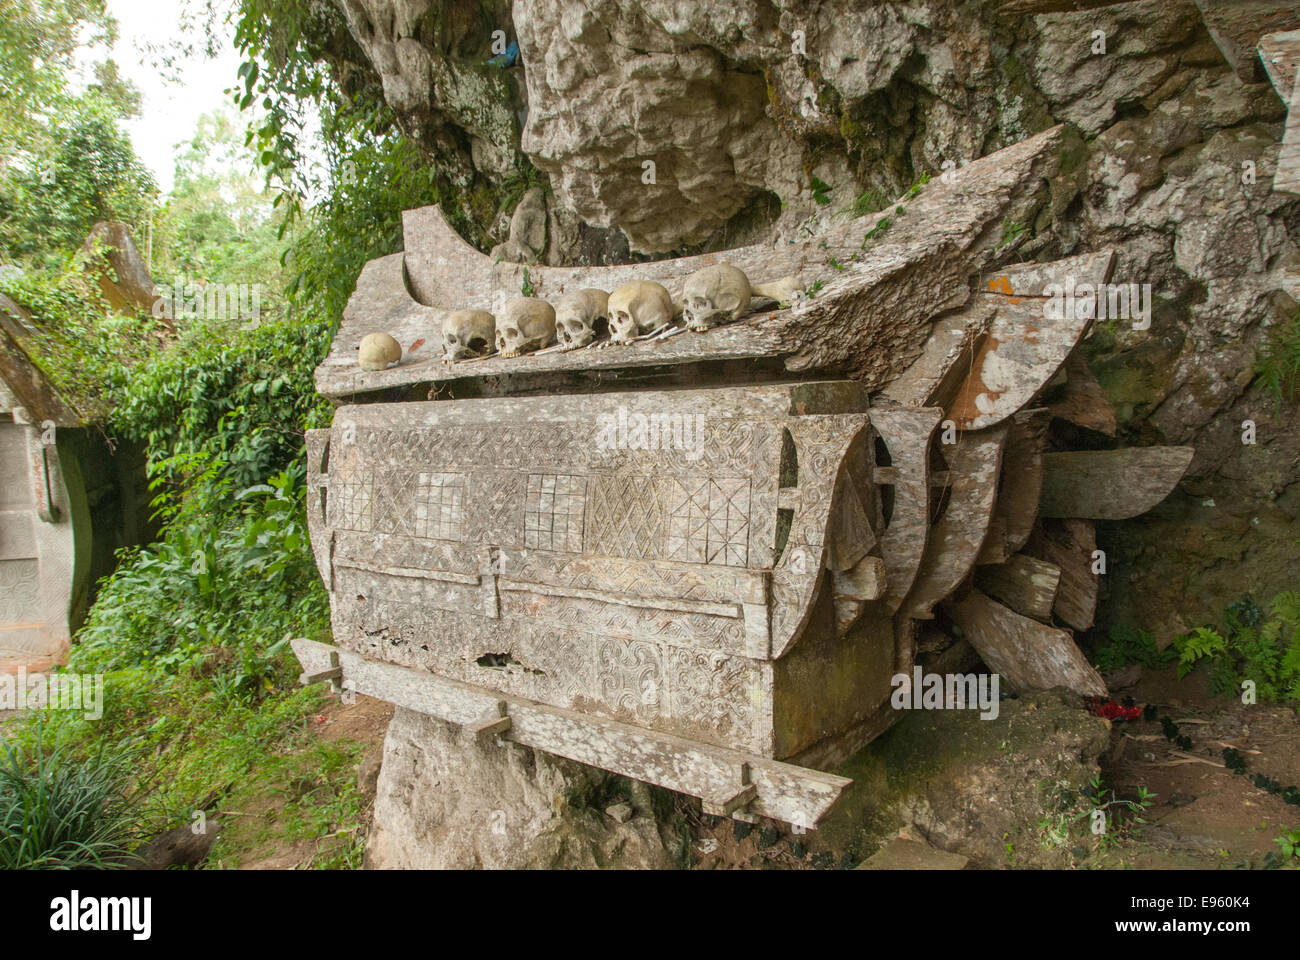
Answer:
xmin=1275 ymin=54 xmax=1300 ymax=195
xmin=1259 ymin=29 xmax=1300 ymax=101
xmin=469 ymin=701 xmax=512 ymax=745
xmin=947 ymin=589 xmax=1106 ymax=697
xmin=975 ymin=553 xmax=1062 ymax=622
xmin=1040 ymin=447 xmax=1193 ymax=519
xmin=304 ymin=642 xmax=852 ymax=826
xmin=291 ymin=637 xmax=339 ymax=688
xmin=977 ymin=409 xmax=1050 ymax=564
xmin=701 ymin=763 xmax=758 ymax=818
xmin=999 ymin=0 xmax=1138 ymax=14
xmin=1046 ymin=349 xmax=1117 ymax=435
xmin=945 ymin=252 xmax=1114 ymax=431
xmin=902 ymin=424 xmax=1007 ymax=620
xmin=870 ymin=408 xmax=942 ymax=612
xmin=1024 ymin=518 xmax=1099 ymax=631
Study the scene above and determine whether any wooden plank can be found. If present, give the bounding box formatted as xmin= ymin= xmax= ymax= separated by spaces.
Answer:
xmin=977 ymin=409 xmax=1050 ymax=564
xmin=1275 ymin=57 xmax=1300 ymax=195
xmin=902 ymin=424 xmax=1007 ymax=620
xmin=1258 ymin=29 xmax=1300 ymax=102
xmin=291 ymin=637 xmax=339 ymax=688
xmin=869 ymin=408 xmax=943 ymax=612
xmin=1024 ymin=518 xmax=1099 ymax=631
xmin=1046 ymin=349 xmax=1117 ymax=435
xmin=944 ymin=251 xmax=1114 ymax=431
xmin=1040 ymin=447 xmax=1193 ymax=519
xmin=332 ymin=648 xmax=851 ymax=827
xmin=975 ymin=553 xmax=1061 ymax=622
xmin=947 ymin=589 xmax=1106 ymax=697
xmin=469 ymin=701 xmax=512 ymax=745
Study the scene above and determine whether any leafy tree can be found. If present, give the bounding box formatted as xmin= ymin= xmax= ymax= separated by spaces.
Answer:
xmin=0 ymin=0 xmax=115 ymax=158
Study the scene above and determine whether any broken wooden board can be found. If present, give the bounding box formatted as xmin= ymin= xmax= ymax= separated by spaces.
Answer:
xmin=901 ymin=424 xmax=1007 ymax=620
xmin=947 ymin=588 xmax=1106 ymax=697
xmin=1024 ymin=518 xmax=1099 ymax=631
xmin=1045 ymin=349 xmax=1117 ymax=435
xmin=1194 ymin=1 xmax=1300 ymax=82
xmin=316 ymin=126 xmax=1068 ymax=400
xmin=869 ymin=408 xmax=943 ymax=612
xmin=1274 ymin=46 xmax=1300 ymax=195
xmin=1040 ymin=447 xmax=1194 ymax=519
xmin=943 ymin=251 xmax=1115 ymax=431
xmin=976 ymin=409 xmax=1051 ymax=565
xmin=975 ymin=553 xmax=1061 ymax=623
xmin=878 ymin=250 xmax=1115 ymax=422
xmin=308 ymin=642 xmax=852 ymax=827
xmin=1259 ymin=29 xmax=1300 ymax=102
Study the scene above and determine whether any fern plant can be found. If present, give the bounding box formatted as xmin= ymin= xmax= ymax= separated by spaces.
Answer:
xmin=1172 ymin=592 xmax=1300 ymax=705
xmin=1257 ymin=311 xmax=1300 ymax=413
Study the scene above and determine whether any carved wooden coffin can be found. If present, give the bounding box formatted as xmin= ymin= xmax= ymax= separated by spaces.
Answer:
xmin=296 ymin=123 xmax=1202 ymax=826
xmin=305 ymin=381 xmax=914 ymax=773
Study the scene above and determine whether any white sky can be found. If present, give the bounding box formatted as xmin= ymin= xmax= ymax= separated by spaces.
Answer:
xmin=89 ymin=0 xmax=245 ymax=194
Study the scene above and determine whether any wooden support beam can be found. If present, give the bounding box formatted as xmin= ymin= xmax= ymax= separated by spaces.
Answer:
xmin=1046 ymin=350 xmax=1117 ymax=436
xmin=1040 ymin=447 xmax=1193 ymax=519
xmin=702 ymin=763 xmax=757 ymax=818
xmin=1275 ymin=54 xmax=1300 ymax=195
xmin=1024 ymin=518 xmax=1099 ymax=631
xmin=469 ymin=701 xmax=512 ymax=745
xmin=947 ymin=589 xmax=1106 ymax=697
xmin=288 ymin=641 xmax=852 ymax=827
xmin=870 ymin=408 xmax=943 ymax=612
xmin=902 ymin=425 xmax=1006 ymax=620
xmin=975 ymin=553 xmax=1061 ymax=622
xmin=1260 ymin=29 xmax=1300 ymax=101
xmin=1193 ymin=1 xmax=1300 ymax=83
xmin=977 ymin=410 xmax=1050 ymax=565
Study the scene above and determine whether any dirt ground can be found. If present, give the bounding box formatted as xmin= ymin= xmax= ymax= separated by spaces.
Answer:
xmin=234 ymin=668 xmax=1298 ymax=870
xmin=1104 ymin=665 xmax=1300 ymax=869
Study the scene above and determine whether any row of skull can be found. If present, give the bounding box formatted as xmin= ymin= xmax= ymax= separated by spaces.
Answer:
xmin=356 ymin=263 xmax=798 ymax=369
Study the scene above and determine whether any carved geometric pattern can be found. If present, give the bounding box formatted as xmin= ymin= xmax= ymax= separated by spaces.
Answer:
xmin=475 ymin=471 xmax=525 ymax=546
xmin=0 ymin=558 xmax=41 ymax=623
xmin=595 ymin=636 xmax=663 ymax=718
xmin=585 ymin=475 xmax=669 ymax=559
xmin=414 ymin=472 xmax=466 ymax=541
xmin=371 ymin=468 xmax=415 ymax=535
xmin=668 ymin=647 xmax=756 ymax=746
xmin=666 ymin=478 xmax=751 ymax=566
xmin=524 ymin=474 xmax=586 ymax=551
xmin=332 ymin=478 xmax=373 ymax=532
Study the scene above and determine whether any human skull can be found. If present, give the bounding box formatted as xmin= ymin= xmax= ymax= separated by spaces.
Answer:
xmin=682 ymin=264 xmax=752 ymax=331
xmin=496 ymin=297 xmax=556 ymax=356
xmin=555 ymin=288 xmax=609 ymax=349
xmin=441 ymin=309 xmax=496 ymax=361
xmin=607 ymin=280 xmax=674 ymax=344
xmin=357 ymin=332 xmax=402 ymax=371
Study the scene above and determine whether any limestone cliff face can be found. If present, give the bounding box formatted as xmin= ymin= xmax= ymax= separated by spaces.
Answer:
xmin=326 ymin=0 xmax=1299 ymax=633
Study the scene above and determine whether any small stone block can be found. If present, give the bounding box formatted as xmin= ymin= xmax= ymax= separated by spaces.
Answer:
xmin=855 ymin=837 xmax=969 ymax=870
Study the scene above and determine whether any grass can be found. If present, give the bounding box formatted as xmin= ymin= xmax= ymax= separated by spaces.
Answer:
xmin=6 ymin=659 xmax=369 ymax=869
xmin=0 ymin=727 xmax=145 ymax=869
